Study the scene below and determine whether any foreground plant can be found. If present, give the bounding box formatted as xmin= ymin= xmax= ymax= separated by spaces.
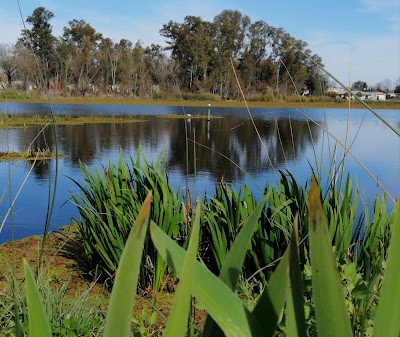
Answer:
xmin=70 ymin=148 xmax=186 ymax=291
xmin=21 ymin=179 xmax=400 ymax=336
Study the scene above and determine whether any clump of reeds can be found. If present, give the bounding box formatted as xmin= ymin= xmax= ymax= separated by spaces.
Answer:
xmin=25 ymin=146 xmax=51 ymax=159
xmin=21 ymin=179 xmax=400 ymax=337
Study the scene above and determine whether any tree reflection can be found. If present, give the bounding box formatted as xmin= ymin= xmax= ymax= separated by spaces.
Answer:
xmin=12 ymin=115 xmax=321 ymax=183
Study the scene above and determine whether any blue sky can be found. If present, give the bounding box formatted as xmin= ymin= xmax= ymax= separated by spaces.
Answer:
xmin=1 ymin=0 xmax=399 ymax=87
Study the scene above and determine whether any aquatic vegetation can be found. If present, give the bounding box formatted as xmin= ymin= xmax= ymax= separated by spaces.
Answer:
xmin=19 ymin=180 xmax=400 ymax=337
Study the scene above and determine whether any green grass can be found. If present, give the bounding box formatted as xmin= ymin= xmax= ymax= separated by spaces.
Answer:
xmin=0 ymin=115 xmax=146 ymax=129
xmin=0 ymin=90 xmax=40 ymax=100
xmin=65 ymin=149 xmax=397 ymax=335
xmin=20 ymin=177 xmax=399 ymax=336
xmin=1 ymin=95 xmax=399 ymax=109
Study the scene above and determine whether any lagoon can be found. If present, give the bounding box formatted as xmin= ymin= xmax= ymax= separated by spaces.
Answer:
xmin=0 ymin=103 xmax=399 ymax=243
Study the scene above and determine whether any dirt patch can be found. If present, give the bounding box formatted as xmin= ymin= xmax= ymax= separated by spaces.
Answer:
xmin=0 ymin=228 xmax=207 ymax=333
xmin=0 ymin=227 xmax=106 ymax=298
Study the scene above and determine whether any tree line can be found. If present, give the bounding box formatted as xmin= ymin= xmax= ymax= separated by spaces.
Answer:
xmin=0 ymin=7 xmax=327 ymax=99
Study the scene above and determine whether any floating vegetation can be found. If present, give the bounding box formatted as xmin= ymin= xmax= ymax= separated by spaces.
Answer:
xmin=0 ymin=147 xmax=66 ymax=161
xmin=0 ymin=115 xmax=147 ymax=129
xmin=156 ymin=114 xmax=222 ymax=119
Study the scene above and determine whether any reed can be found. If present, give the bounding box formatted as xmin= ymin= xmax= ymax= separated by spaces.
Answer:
xmin=70 ymin=148 xmax=186 ymax=291
xmin=20 ymin=180 xmax=400 ymax=337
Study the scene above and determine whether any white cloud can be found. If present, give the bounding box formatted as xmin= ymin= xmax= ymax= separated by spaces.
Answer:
xmin=359 ymin=0 xmax=400 ymax=32
xmin=313 ymin=34 xmax=399 ymax=86
xmin=359 ymin=0 xmax=399 ymax=12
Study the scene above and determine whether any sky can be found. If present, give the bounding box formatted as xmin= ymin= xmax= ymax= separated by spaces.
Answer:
xmin=1 ymin=0 xmax=399 ymax=88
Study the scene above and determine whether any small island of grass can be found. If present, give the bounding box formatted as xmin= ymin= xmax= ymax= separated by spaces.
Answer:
xmin=0 ymin=115 xmax=147 ymax=129
xmin=0 ymin=147 xmax=67 ymax=161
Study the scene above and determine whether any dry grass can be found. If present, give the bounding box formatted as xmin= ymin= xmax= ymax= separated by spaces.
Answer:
xmin=1 ymin=96 xmax=399 ymax=109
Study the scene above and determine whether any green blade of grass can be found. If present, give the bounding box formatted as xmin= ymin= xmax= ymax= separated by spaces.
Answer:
xmin=286 ymin=214 xmax=307 ymax=337
xmin=308 ymin=178 xmax=353 ymax=337
xmin=251 ymin=248 xmax=289 ymax=337
xmin=103 ymin=191 xmax=152 ymax=337
xmin=23 ymin=260 xmax=52 ymax=337
xmin=203 ymin=195 xmax=267 ymax=337
xmin=372 ymin=199 xmax=400 ymax=337
xmin=150 ymin=222 xmax=264 ymax=337
xmin=220 ymin=195 xmax=267 ymax=290
xmin=163 ymin=202 xmax=201 ymax=337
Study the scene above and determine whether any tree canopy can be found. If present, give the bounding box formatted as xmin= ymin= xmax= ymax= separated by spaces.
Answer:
xmin=2 ymin=6 xmax=328 ymax=99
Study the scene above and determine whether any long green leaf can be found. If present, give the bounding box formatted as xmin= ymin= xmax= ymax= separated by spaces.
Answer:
xmin=203 ymin=195 xmax=267 ymax=337
xmin=220 ymin=195 xmax=267 ymax=290
xmin=286 ymin=214 xmax=306 ymax=337
xmin=164 ymin=202 xmax=201 ymax=337
xmin=103 ymin=191 xmax=152 ymax=337
xmin=252 ymin=249 xmax=289 ymax=336
xmin=308 ymin=178 xmax=353 ymax=337
xmin=372 ymin=199 xmax=400 ymax=337
xmin=150 ymin=222 xmax=264 ymax=337
xmin=23 ymin=260 xmax=52 ymax=337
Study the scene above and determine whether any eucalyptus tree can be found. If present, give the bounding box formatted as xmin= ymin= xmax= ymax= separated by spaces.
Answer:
xmin=160 ymin=15 xmax=213 ymax=90
xmin=54 ymin=39 xmax=76 ymax=91
xmin=238 ymin=20 xmax=270 ymax=94
xmin=213 ymin=10 xmax=250 ymax=60
xmin=98 ymin=38 xmax=119 ymax=92
xmin=266 ymin=27 xmax=310 ymax=93
xmin=62 ymin=19 xmax=103 ymax=94
xmin=19 ymin=6 xmax=57 ymax=88
xmin=212 ymin=10 xmax=251 ymax=98
xmin=304 ymin=53 xmax=326 ymax=95
xmin=130 ymin=41 xmax=147 ymax=96
xmin=113 ymin=39 xmax=135 ymax=95
xmin=143 ymin=44 xmax=172 ymax=96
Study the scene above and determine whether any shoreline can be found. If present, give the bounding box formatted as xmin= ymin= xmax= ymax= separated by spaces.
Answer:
xmin=1 ymin=97 xmax=400 ymax=109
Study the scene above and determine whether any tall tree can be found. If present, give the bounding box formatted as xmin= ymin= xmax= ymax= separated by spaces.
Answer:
xmin=304 ymin=53 xmax=325 ymax=95
xmin=160 ymin=16 xmax=213 ymax=90
xmin=62 ymin=19 xmax=103 ymax=94
xmin=238 ymin=20 xmax=270 ymax=93
xmin=19 ymin=6 xmax=56 ymax=87
xmin=213 ymin=10 xmax=250 ymax=60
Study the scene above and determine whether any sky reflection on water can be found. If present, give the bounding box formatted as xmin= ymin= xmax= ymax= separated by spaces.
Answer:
xmin=0 ymin=104 xmax=399 ymax=243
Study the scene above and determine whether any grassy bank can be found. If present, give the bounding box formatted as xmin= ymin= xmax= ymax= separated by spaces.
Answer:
xmin=1 ymin=149 xmax=399 ymax=336
xmin=1 ymin=95 xmax=399 ymax=109
xmin=0 ymin=229 xmax=179 ymax=336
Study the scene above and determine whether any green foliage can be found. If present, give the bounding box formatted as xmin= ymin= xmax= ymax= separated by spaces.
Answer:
xmin=103 ymin=192 xmax=151 ymax=337
xmin=0 ymin=90 xmax=40 ymax=100
xmin=308 ymin=179 xmax=353 ymax=337
xmin=70 ymin=148 xmax=186 ymax=291
xmin=0 ymin=274 xmax=106 ymax=337
xmin=326 ymin=90 xmax=339 ymax=98
xmin=15 ymin=177 xmax=400 ymax=336
xmin=71 ymin=148 xmax=393 ymax=302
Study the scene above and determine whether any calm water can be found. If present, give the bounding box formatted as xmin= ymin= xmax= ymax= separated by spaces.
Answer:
xmin=0 ymin=102 xmax=399 ymax=243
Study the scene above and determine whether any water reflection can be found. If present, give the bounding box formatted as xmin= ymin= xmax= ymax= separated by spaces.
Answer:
xmin=10 ymin=116 xmax=320 ymax=181
xmin=1 ymin=106 xmax=399 ymax=244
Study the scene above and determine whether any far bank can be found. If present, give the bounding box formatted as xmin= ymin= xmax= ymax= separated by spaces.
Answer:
xmin=1 ymin=95 xmax=400 ymax=110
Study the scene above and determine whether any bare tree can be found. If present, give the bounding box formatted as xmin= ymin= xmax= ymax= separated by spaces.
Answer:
xmin=0 ymin=44 xmax=18 ymax=85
